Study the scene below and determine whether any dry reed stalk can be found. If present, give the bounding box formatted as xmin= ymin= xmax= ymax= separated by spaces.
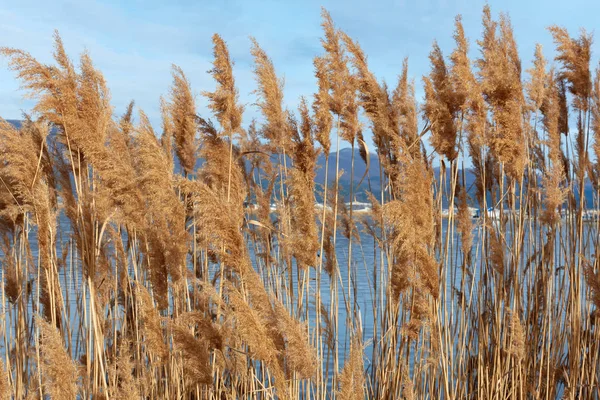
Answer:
xmin=550 ymin=27 xmax=592 ymax=397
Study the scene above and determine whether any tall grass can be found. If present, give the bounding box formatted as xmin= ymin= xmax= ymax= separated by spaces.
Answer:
xmin=0 ymin=5 xmax=599 ymax=399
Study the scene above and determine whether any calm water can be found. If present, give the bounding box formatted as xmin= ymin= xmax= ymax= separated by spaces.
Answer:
xmin=2 ymin=212 xmax=599 ymax=394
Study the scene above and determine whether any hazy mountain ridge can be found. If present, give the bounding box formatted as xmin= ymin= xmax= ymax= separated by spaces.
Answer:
xmin=5 ymin=119 xmax=594 ymax=207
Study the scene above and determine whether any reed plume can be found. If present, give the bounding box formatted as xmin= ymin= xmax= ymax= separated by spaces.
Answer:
xmin=341 ymin=30 xmax=392 ymax=163
xmin=557 ymin=78 xmax=570 ymax=136
xmin=170 ymin=314 xmax=213 ymax=387
xmin=320 ymin=203 xmax=338 ymax=278
xmin=423 ymin=42 xmax=459 ymax=161
xmin=204 ymin=34 xmax=244 ymax=137
xmin=108 ymin=341 xmax=139 ymax=400
xmin=227 ymin=285 xmax=289 ymax=399
xmin=400 ymin=364 xmax=414 ymax=400
xmin=449 ymin=16 xmax=471 ymax=113
xmin=550 ymin=26 xmax=592 ymax=189
xmin=160 ymin=96 xmax=174 ymax=166
xmin=288 ymin=99 xmax=319 ymax=269
xmin=135 ymin=285 xmax=168 ymax=361
xmin=313 ymin=56 xmax=333 ymax=154
xmin=250 ymin=38 xmax=288 ymax=151
xmin=526 ymin=44 xmax=548 ymax=113
xmin=488 ymin=223 xmax=505 ymax=277
xmin=189 ymin=128 xmax=248 ymax=271
xmin=583 ymin=259 xmax=600 ymax=311
xmin=336 ymin=338 xmax=365 ymax=400
xmin=167 ymin=65 xmax=197 ymax=175
xmin=37 ymin=317 xmax=78 ymax=400
xmin=134 ymin=111 xmax=188 ymax=308
xmin=393 ymin=60 xmax=421 ymax=160
xmin=451 ymin=17 xmax=488 ymax=203
xmin=507 ymin=310 xmax=525 ymax=361
xmin=591 ymin=66 xmax=600 ymax=184
xmin=549 ymin=26 xmax=592 ymax=112
xmin=272 ymin=301 xmax=318 ymax=379
xmin=383 ymin=140 xmax=438 ymax=301
xmin=541 ymin=72 xmax=567 ymax=225
xmin=456 ymin=182 xmax=473 ymax=266
xmin=2 ymin=35 xmax=129 ymax=197
xmin=0 ymin=118 xmax=63 ymax=326
xmin=336 ymin=195 xmax=359 ymax=242
xmin=477 ymin=6 xmax=526 ymax=180
xmin=320 ymin=8 xmax=351 ymax=120
xmin=1 ymin=240 xmax=20 ymax=304
xmin=0 ymin=360 xmax=9 ymax=400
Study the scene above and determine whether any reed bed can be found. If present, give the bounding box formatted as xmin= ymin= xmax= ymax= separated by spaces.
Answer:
xmin=0 ymin=5 xmax=599 ymax=399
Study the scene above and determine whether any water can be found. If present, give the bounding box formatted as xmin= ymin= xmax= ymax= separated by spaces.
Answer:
xmin=1 ymin=210 xmax=599 ymax=397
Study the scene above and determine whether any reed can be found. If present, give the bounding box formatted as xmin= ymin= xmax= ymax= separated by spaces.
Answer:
xmin=0 ymin=5 xmax=599 ymax=399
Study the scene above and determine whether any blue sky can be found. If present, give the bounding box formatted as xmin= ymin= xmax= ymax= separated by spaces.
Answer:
xmin=0 ymin=0 xmax=599 ymax=152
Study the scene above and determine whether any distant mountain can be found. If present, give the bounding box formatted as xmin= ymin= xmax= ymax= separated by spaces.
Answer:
xmin=5 ymin=119 xmax=594 ymax=209
xmin=314 ymin=148 xmax=478 ymax=204
xmin=5 ymin=119 xmax=22 ymax=129
xmin=316 ymin=148 xmax=381 ymax=184
xmin=315 ymin=148 xmax=382 ymax=201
